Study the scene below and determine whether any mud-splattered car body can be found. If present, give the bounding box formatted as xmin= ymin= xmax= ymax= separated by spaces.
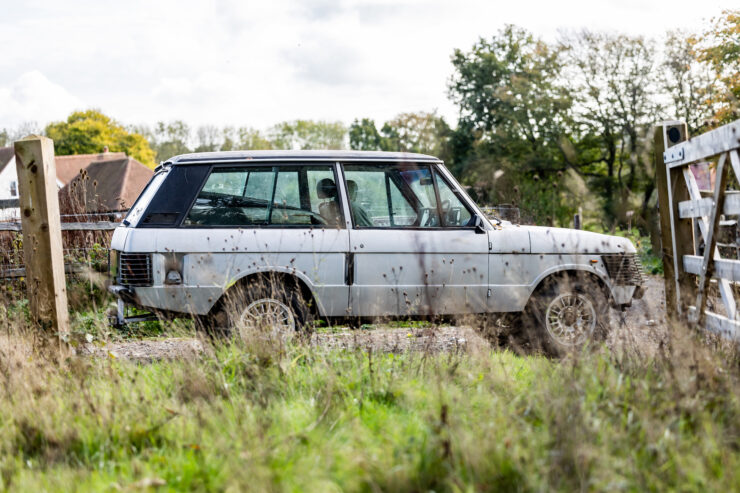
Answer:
xmin=108 ymin=151 xmax=643 ymax=327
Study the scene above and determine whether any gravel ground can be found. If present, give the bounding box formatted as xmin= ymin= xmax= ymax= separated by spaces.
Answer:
xmin=82 ymin=276 xmax=670 ymax=362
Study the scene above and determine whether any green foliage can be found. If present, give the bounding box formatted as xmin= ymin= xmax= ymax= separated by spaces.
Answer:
xmin=45 ymin=110 xmax=156 ymax=168
xmin=349 ymin=118 xmax=381 ymax=150
xmin=269 ymin=120 xmax=347 ymax=150
xmin=236 ymin=126 xmax=273 ymax=150
xmin=448 ymin=25 xmax=575 ymax=225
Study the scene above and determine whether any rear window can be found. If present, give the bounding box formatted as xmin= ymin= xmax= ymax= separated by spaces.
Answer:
xmin=123 ymin=171 xmax=168 ymax=227
xmin=135 ymin=165 xmax=211 ymax=228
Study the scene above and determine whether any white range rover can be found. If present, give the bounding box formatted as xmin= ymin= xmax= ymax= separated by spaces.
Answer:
xmin=109 ymin=151 xmax=644 ymax=353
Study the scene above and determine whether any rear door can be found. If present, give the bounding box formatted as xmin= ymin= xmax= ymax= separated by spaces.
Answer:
xmin=341 ymin=162 xmax=488 ymax=317
xmin=143 ymin=163 xmax=350 ymax=317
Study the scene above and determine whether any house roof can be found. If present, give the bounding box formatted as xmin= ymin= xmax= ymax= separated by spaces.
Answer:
xmin=55 ymin=151 xmax=127 ymax=185
xmin=59 ymin=157 xmax=153 ymax=212
xmin=0 ymin=147 xmax=14 ymax=175
xmin=166 ymin=150 xmax=441 ymax=166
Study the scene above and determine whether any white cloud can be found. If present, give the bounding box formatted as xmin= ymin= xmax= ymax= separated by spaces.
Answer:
xmin=0 ymin=0 xmax=736 ymax=130
xmin=0 ymin=71 xmax=83 ymax=128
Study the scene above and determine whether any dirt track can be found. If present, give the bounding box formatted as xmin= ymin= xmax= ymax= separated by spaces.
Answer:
xmin=82 ymin=276 xmax=669 ymax=362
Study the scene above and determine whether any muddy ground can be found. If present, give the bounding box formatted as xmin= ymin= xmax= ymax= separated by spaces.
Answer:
xmin=82 ymin=276 xmax=669 ymax=362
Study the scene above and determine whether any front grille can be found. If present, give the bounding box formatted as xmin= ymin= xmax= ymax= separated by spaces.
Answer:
xmin=119 ymin=253 xmax=152 ymax=287
xmin=601 ymin=253 xmax=645 ymax=286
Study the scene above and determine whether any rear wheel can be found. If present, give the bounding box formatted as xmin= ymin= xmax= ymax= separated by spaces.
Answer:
xmin=522 ymin=275 xmax=610 ymax=356
xmin=202 ymin=276 xmax=313 ymax=340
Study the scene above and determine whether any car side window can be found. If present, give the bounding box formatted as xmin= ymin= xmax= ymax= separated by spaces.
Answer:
xmin=343 ymin=164 xmax=441 ymax=228
xmin=183 ymin=165 xmax=343 ymax=227
xmin=434 ymin=169 xmax=474 ymax=227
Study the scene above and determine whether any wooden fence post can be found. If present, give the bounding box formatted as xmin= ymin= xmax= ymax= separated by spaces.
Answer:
xmin=13 ymin=135 xmax=69 ymax=344
xmin=654 ymin=122 xmax=695 ymax=318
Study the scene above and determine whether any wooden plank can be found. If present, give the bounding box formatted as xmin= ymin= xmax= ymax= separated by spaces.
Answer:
xmin=684 ymin=255 xmax=740 ymax=282
xmin=683 ymin=167 xmax=738 ymax=319
xmin=0 ymin=221 xmax=120 ymax=232
xmin=679 ymin=193 xmax=740 ymax=218
xmin=688 ymin=307 xmax=740 ymax=341
xmin=693 ymin=153 xmax=729 ymax=325
xmin=666 ymin=119 xmax=740 ymax=167
xmin=655 ymin=123 xmax=695 ymax=316
xmin=14 ymin=136 xmax=69 ymax=341
xmin=0 ymin=263 xmax=86 ymax=280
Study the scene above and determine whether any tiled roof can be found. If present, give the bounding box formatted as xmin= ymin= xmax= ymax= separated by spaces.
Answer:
xmin=59 ymin=157 xmax=153 ymax=213
xmin=55 ymin=151 xmax=127 ymax=185
xmin=0 ymin=147 xmax=14 ymax=174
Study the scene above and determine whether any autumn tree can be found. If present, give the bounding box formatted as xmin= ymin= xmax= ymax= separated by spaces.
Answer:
xmin=694 ymin=9 xmax=740 ymax=124
xmin=46 ymin=110 xmax=156 ymax=168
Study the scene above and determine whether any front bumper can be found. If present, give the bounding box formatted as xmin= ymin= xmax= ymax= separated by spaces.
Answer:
xmin=108 ymin=285 xmax=138 ymax=305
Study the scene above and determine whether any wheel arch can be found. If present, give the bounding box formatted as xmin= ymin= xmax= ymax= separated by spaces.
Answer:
xmin=208 ymin=267 xmax=324 ymax=319
xmin=527 ymin=265 xmax=613 ymax=306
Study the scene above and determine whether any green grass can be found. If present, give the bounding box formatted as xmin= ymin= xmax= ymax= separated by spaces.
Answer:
xmin=0 ymin=311 xmax=739 ymax=491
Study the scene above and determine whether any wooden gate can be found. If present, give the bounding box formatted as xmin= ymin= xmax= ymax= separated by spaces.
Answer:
xmin=655 ymin=119 xmax=740 ymax=341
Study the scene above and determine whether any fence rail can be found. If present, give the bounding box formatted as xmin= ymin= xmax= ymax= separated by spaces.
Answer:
xmin=656 ymin=119 xmax=740 ymax=341
xmin=0 ymin=221 xmax=121 ymax=232
xmin=0 ymin=215 xmax=124 ymax=283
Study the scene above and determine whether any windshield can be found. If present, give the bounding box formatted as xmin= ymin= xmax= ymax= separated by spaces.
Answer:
xmin=123 ymin=170 xmax=168 ymax=227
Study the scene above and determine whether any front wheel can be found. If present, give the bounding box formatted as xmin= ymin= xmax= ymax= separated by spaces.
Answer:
xmin=522 ymin=275 xmax=610 ymax=356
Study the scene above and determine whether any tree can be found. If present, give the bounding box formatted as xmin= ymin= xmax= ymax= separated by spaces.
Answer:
xmin=46 ymin=110 xmax=156 ymax=168
xmin=194 ymin=125 xmax=221 ymax=153
xmin=380 ymin=112 xmax=452 ymax=158
xmin=237 ymin=127 xmax=273 ymax=150
xmin=560 ymin=31 xmax=660 ymax=226
xmin=269 ymin=120 xmax=347 ymax=150
xmin=349 ymin=118 xmax=381 ymax=150
xmin=148 ymin=121 xmax=192 ymax=162
xmin=661 ymin=31 xmax=716 ymax=134
xmin=448 ymin=25 xmax=574 ymax=225
xmin=694 ymin=9 xmax=740 ymax=124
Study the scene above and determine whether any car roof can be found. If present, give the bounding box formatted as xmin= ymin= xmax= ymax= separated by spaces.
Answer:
xmin=165 ymin=150 xmax=442 ymax=165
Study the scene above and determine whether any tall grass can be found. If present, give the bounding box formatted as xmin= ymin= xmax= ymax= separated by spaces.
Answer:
xmin=0 ymin=301 xmax=739 ymax=492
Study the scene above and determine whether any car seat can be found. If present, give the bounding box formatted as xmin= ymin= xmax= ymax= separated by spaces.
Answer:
xmin=316 ymin=178 xmax=341 ymax=226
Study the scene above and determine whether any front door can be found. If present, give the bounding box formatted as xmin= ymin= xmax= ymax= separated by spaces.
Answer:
xmin=341 ymin=162 xmax=489 ymax=317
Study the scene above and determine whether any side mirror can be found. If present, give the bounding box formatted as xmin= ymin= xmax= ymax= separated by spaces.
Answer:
xmin=474 ymin=215 xmax=486 ymax=234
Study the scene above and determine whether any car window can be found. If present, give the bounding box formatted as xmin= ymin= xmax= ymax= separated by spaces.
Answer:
xmin=343 ymin=164 xmax=441 ymax=228
xmin=183 ymin=165 xmax=342 ymax=227
xmin=434 ymin=169 xmax=474 ymax=227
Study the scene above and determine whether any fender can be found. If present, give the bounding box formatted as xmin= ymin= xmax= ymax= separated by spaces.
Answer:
xmin=216 ymin=265 xmax=328 ymax=317
xmin=527 ymin=263 xmax=614 ymax=301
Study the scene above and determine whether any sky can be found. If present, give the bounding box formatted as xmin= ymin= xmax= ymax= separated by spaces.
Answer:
xmin=0 ymin=0 xmax=736 ymax=132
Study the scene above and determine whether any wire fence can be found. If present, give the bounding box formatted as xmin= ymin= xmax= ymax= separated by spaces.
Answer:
xmin=0 ymin=211 xmax=125 ymax=302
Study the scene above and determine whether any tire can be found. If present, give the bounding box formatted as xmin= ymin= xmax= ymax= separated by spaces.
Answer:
xmin=521 ymin=274 xmax=610 ymax=356
xmin=202 ymin=276 xmax=314 ymax=341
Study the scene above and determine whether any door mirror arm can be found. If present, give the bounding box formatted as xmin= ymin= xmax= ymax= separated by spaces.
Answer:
xmin=474 ymin=215 xmax=486 ymax=234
